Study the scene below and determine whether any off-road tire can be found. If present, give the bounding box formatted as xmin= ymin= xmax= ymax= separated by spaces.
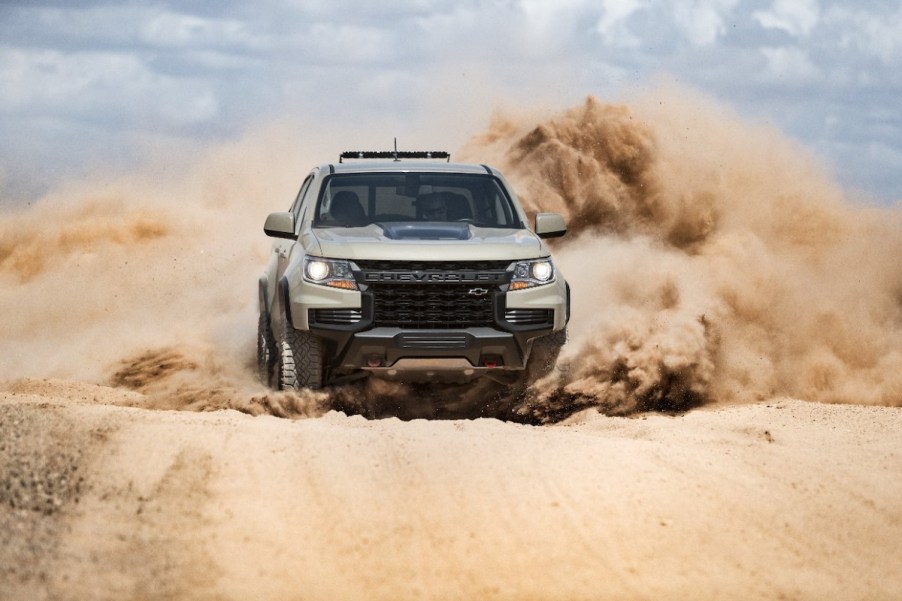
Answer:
xmin=257 ymin=312 xmax=277 ymax=386
xmin=278 ymin=326 xmax=325 ymax=391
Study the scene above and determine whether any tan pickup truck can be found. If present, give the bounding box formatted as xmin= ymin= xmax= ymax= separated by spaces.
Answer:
xmin=258 ymin=150 xmax=569 ymax=392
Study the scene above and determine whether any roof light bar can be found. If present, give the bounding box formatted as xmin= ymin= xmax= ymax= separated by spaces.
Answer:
xmin=339 ymin=138 xmax=450 ymax=162
xmin=339 ymin=150 xmax=450 ymax=162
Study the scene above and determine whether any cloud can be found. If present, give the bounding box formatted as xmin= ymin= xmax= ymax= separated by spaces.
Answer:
xmin=0 ymin=0 xmax=901 ymax=204
xmin=759 ymin=47 xmax=820 ymax=84
xmin=825 ymin=6 xmax=902 ymax=65
xmin=139 ymin=10 xmax=267 ymax=51
xmin=673 ymin=0 xmax=740 ymax=46
xmin=753 ymin=0 xmax=820 ymax=38
xmin=0 ymin=47 xmax=219 ymax=126
xmin=596 ymin=0 xmax=646 ymax=48
xmin=298 ymin=23 xmax=396 ymax=64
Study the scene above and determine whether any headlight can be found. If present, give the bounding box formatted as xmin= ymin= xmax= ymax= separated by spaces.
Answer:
xmin=303 ymin=257 xmax=357 ymax=290
xmin=305 ymin=260 xmax=331 ymax=281
xmin=510 ymin=259 xmax=555 ymax=290
xmin=531 ymin=261 xmax=553 ymax=282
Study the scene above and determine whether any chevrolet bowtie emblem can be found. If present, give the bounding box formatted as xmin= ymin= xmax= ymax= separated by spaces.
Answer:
xmin=468 ymin=288 xmax=489 ymax=296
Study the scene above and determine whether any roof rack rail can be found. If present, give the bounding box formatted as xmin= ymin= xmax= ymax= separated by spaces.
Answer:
xmin=339 ymin=138 xmax=450 ymax=163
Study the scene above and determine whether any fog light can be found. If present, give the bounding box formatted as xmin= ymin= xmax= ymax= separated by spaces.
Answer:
xmin=366 ymin=356 xmax=383 ymax=368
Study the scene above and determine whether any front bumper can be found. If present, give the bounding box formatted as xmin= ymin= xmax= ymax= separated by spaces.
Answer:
xmin=284 ymin=269 xmax=568 ymax=380
xmin=328 ymin=326 xmax=529 ymax=376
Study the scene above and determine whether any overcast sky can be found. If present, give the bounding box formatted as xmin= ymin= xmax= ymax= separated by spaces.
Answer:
xmin=1 ymin=0 xmax=900 ymax=205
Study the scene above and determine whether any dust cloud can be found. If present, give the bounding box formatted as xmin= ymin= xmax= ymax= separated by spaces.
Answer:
xmin=460 ymin=88 xmax=902 ymax=419
xmin=1 ymin=87 xmax=900 ymax=421
xmin=0 ymin=123 xmax=313 ymax=416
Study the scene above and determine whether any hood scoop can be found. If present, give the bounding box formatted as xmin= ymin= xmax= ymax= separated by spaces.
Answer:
xmin=378 ymin=222 xmax=471 ymax=240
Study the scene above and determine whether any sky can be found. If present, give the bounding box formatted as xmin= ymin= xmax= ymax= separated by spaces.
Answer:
xmin=1 ymin=0 xmax=901 ymax=206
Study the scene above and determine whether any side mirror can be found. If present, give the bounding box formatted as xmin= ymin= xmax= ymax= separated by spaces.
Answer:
xmin=263 ymin=212 xmax=296 ymax=239
xmin=535 ymin=212 xmax=567 ymax=239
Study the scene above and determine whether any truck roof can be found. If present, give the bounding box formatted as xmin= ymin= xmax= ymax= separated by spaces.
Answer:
xmin=322 ymin=161 xmax=499 ymax=176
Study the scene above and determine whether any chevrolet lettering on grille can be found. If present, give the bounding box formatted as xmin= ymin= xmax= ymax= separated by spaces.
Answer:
xmin=363 ymin=271 xmax=506 ymax=284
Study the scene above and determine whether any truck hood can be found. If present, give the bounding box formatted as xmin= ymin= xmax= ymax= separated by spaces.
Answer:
xmin=309 ymin=223 xmax=548 ymax=261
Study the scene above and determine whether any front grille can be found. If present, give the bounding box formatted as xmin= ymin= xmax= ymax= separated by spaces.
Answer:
xmin=504 ymin=308 xmax=554 ymax=326
xmin=311 ymin=308 xmax=363 ymax=325
xmin=370 ymin=283 xmax=495 ymax=328
xmin=357 ymin=260 xmax=510 ymax=329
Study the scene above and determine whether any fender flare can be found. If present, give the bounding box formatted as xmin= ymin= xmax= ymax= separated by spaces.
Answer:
xmin=258 ymin=276 xmax=269 ymax=314
xmin=278 ymin=276 xmax=293 ymax=328
xmin=565 ymin=281 xmax=571 ymax=325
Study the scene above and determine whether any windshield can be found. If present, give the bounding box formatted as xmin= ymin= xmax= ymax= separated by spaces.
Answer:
xmin=314 ymin=173 xmax=522 ymax=228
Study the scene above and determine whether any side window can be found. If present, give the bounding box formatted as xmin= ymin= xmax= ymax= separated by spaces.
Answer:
xmin=291 ymin=175 xmax=315 ymax=222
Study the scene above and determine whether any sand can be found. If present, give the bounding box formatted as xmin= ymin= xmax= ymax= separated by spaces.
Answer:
xmin=2 ymin=379 xmax=901 ymax=601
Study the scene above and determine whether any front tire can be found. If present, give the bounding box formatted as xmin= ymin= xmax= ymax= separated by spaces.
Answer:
xmin=278 ymin=326 xmax=325 ymax=391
